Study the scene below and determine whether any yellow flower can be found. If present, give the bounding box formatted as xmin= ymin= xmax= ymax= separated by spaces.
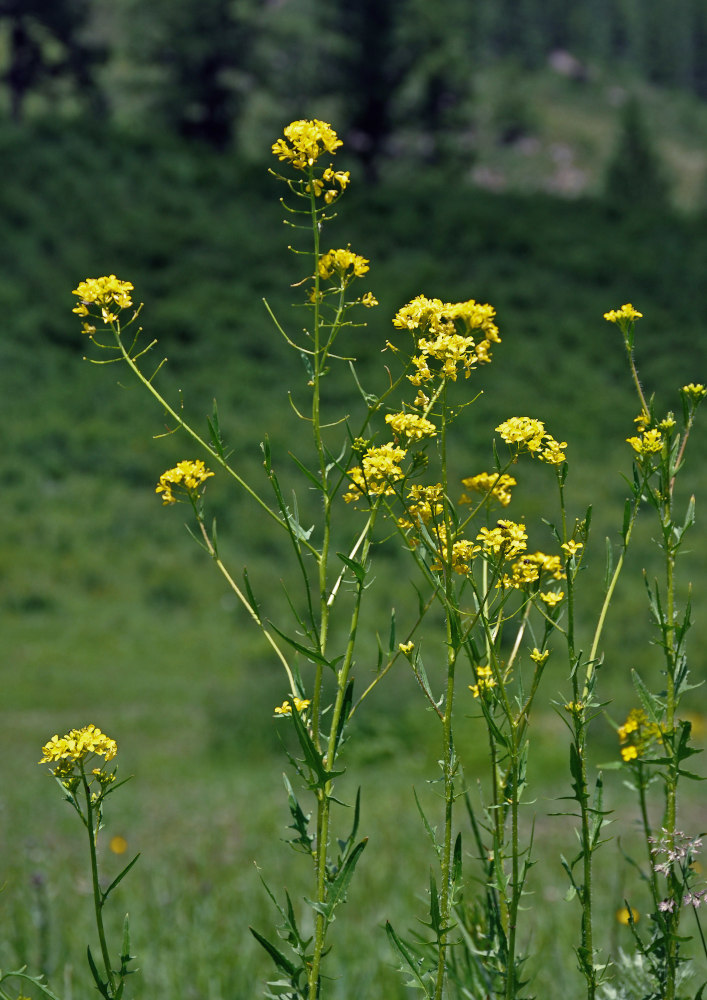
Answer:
xmin=469 ymin=665 xmax=497 ymax=699
xmin=361 ymin=291 xmax=378 ymax=308
xmin=398 ymin=641 xmax=415 ymax=655
xmin=156 ymin=459 xmax=215 ymax=505
xmin=343 ymin=442 xmax=407 ymax=503
xmin=40 ymin=724 xmax=117 ymax=767
xmin=626 ymin=428 xmax=663 ymax=455
xmin=561 ymin=539 xmax=584 ymax=559
xmin=618 ymin=708 xmax=662 ymax=762
xmin=475 ymin=520 xmax=528 ymax=561
xmin=272 ymin=119 xmax=342 ymax=170
xmin=615 ymin=906 xmax=640 ymax=925
xmin=604 ymin=304 xmax=642 ymax=324
xmin=274 ymin=697 xmax=311 ymax=717
xmin=460 ymin=471 xmax=516 ymax=508
xmin=72 ymin=275 xmax=134 ymax=317
xmin=540 ymin=590 xmax=564 ymax=607
xmin=385 ymin=411 xmax=436 ymax=441
xmin=495 ymin=416 xmax=546 ymax=453
xmin=538 ymin=434 xmax=567 ymax=465
xmin=530 ymin=648 xmax=550 ymax=665
xmin=318 ymin=248 xmax=370 ymax=280
xmin=682 ymin=383 xmax=706 ymax=401
xmin=393 ymin=294 xmax=501 ymax=382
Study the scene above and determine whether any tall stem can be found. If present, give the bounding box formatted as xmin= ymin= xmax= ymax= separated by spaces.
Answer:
xmin=83 ymin=770 xmax=115 ymax=995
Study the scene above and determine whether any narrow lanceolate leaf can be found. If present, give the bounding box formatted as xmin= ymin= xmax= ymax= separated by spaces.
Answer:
xmin=336 ymin=551 xmax=367 ymax=584
xmin=327 ymin=838 xmax=368 ymax=912
xmin=102 ymin=854 xmax=141 ymax=902
xmin=290 ymin=702 xmax=344 ymax=788
xmin=86 ymin=946 xmax=110 ymax=999
xmin=249 ymin=927 xmax=298 ymax=977
xmin=385 ymin=921 xmax=430 ymax=994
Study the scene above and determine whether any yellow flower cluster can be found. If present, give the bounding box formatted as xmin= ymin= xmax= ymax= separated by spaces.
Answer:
xmin=475 ymin=520 xmax=528 ymax=561
xmin=307 ymin=166 xmax=351 ymax=202
xmin=530 ymin=648 xmax=550 ymax=665
xmin=604 ymin=303 xmax=643 ymax=324
xmin=274 ymin=697 xmax=311 ymax=716
xmin=460 ymin=472 xmax=516 ymax=508
xmin=682 ymin=383 xmax=707 ymax=401
xmin=495 ymin=417 xmax=567 ymax=465
xmin=385 ymin=411 xmax=437 ymax=441
xmin=429 ymin=525 xmax=477 ymax=575
xmin=361 ymin=291 xmax=378 ymax=308
xmin=156 ymin=459 xmax=215 ymax=505
xmin=40 ymin=724 xmax=117 ymax=767
xmin=501 ymin=550 xmax=564 ymax=590
xmin=626 ymin=428 xmax=663 ymax=455
xmin=343 ymin=442 xmax=407 ymax=503
xmin=272 ymin=119 xmax=342 ymax=170
xmin=72 ymin=275 xmax=134 ymax=326
xmin=397 ymin=483 xmax=445 ymax=532
xmin=393 ymin=294 xmax=501 ymax=383
xmin=318 ymin=248 xmax=370 ymax=280
xmin=540 ymin=590 xmax=564 ymax=607
xmin=618 ymin=708 xmax=662 ymax=762
xmin=470 ymin=665 xmax=496 ymax=699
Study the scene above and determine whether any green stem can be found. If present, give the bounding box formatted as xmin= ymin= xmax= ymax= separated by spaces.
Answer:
xmin=83 ymin=770 xmax=115 ymax=996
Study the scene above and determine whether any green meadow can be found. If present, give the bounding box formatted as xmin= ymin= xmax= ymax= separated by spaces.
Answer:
xmin=2 ymin=103 xmax=707 ymax=997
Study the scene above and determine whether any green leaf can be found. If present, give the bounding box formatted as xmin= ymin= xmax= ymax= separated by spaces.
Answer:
xmin=102 ymin=853 xmax=141 ymax=903
xmin=413 ymin=788 xmax=441 ymax=856
xmin=385 ymin=921 xmax=431 ymax=994
xmin=336 ymin=551 xmax=367 ymax=585
xmin=249 ymin=927 xmax=298 ymax=978
xmin=327 ymin=838 xmax=368 ymax=913
xmin=631 ymin=669 xmax=664 ymax=728
xmin=86 ymin=945 xmax=110 ymax=999
xmin=291 ymin=702 xmax=344 ymax=789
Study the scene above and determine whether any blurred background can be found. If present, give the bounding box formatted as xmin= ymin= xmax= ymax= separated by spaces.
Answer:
xmin=2 ymin=1 xmax=707 ymax=997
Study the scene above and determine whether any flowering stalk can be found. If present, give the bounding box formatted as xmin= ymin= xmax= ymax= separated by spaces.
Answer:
xmin=38 ymin=726 xmax=137 ymax=999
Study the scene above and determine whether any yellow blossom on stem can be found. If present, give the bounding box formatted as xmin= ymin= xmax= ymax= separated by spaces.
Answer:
xmin=530 ymin=648 xmax=550 ymax=665
xmin=538 ymin=434 xmax=567 ymax=465
xmin=343 ymin=442 xmax=407 ymax=503
xmin=385 ymin=411 xmax=437 ymax=441
xmin=626 ymin=428 xmax=663 ymax=455
xmin=460 ymin=471 xmax=516 ymax=508
xmin=361 ymin=291 xmax=378 ymax=308
xmin=271 ymin=119 xmax=342 ymax=170
xmin=618 ymin=708 xmax=662 ymax=762
xmin=604 ymin=303 xmax=642 ymax=324
xmin=72 ymin=275 xmax=134 ymax=318
xmin=429 ymin=525 xmax=477 ymax=575
xmin=681 ymin=383 xmax=706 ymax=401
xmin=156 ymin=459 xmax=215 ymax=505
xmin=318 ymin=248 xmax=370 ymax=280
xmin=540 ymin=590 xmax=564 ymax=607
xmin=469 ymin=665 xmax=497 ymax=699
xmin=475 ymin=520 xmax=528 ymax=561
xmin=495 ymin=416 xmax=546 ymax=453
xmin=274 ymin=697 xmax=311 ymax=716
xmin=398 ymin=641 xmax=415 ymax=655
xmin=562 ymin=539 xmax=584 ymax=559
xmin=40 ymin=725 xmax=117 ymax=768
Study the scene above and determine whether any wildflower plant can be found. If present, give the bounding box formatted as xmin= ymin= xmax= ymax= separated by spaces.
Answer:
xmin=22 ymin=726 xmax=137 ymax=1000
xmin=55 ymin=121 xmax=707 ymax=1000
